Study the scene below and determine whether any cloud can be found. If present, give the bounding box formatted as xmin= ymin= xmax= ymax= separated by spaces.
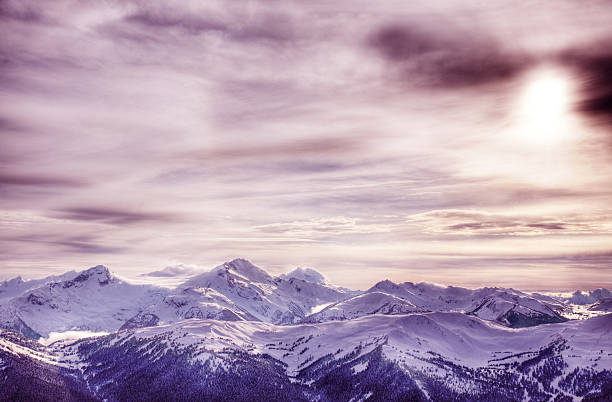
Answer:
xmin=0 ymin=173 xmax=87 ymax=188
xmin=408 ymin=209 xmax=612 ymax=236
xmin=368 ymin=23 xmax=529 ymax=87
xmin=106 ymin=5 xmax=295 ymax=44
xmin=0 ymin=116 xmax=29 ymax=133
xmin=53 ymin=207 xmax=178 ymax=225
xmin=254 ymin=216 xmax=391 ymax=237
xmin=141 ymin=263 xmax=203 ymax=277
xmin=7 ymin=234 xmax=126 ymax=254
xmin=183 ymin=136 xmax=364 ymax=165
xmin=0 ymin=0 xmax=44 ymax=23
xmin=561 ymin=41 xmax=612 ymax=128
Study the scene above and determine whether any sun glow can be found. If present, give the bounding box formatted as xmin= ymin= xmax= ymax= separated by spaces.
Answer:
xmin=514 ymin=66 xmax=575 ymax=144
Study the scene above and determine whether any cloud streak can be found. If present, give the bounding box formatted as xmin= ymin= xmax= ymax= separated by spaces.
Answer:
xmin=254 ymin=216 xmax=391 ymax=237
xmin=407 ymin=210 xmax=612 ymax=237
xmin=368 ymin=23 xmax=529 ymax=87
xmin=54 ymin=207 xmax=178 ymax=225
xmin=0 ymin=173 xmax=88 ymax=188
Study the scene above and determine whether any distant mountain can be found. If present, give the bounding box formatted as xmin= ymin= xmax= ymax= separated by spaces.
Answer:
xmin=280 ymin=267 xmax=328 ymax=285
xmin=1 ymin=313 xmax=611 ymax=401
xmin=140 ymin=264 xmax=204 ymax=278
xmin=304 ymin=291 xmax=428 ymax=322
xmin=305 ymin=279 xmax=568 ymax=328
xmin=566 ymin=288 xmax=612 ymax=305
xmin=589 ymin=297 xmax=612 ymax=312
xmin=0 ymin=271 xmax=78 ymax=301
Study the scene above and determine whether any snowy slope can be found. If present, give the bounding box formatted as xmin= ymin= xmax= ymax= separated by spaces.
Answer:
xmin=2 ymin=312 xmax=610 ymax=401
xmin=304 ymin=291 xmax=428 ymax=323
xmin=64 ymin=311 xmax=612 ymax=377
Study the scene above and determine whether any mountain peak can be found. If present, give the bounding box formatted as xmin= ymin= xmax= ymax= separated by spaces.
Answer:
xmin=281 ymin=267 xmax=327 ymax=285
xmin=567 ymin=288 xmax=612 ymax=305
xmin=70 ymin=265 xmax=113 ymax=285
xmin=1 ymin=276 xmax=24 ymax=287
xmin=590 ymin=288 xmax=612 ymax=299
xmin=369 ymin=279 xmax=401 ymax=292
xmin=220 ymin=259 xmax=272 ymax=282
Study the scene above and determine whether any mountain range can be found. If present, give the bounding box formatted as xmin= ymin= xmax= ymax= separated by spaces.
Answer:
xmin=1 ymin=259 xmax=610 ymax=401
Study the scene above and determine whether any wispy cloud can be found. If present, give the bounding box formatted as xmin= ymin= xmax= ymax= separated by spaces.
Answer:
xmin=140 ymin=263 xmax=204 ymax=277
xmin=53 ymin=207 xmax=179 ymax=225
xmin=254 ymin=216 xmax=392 ymax=237
xmin=408 ymin=209 xmax=612 ymax=236
xmin=0 ymin=173 xmax=88 ymax=188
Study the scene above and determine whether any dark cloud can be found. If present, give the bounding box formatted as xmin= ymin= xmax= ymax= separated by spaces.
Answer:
xmin=125 ymin=10 xmax=225 ymax=34
xmin=368 ymin=24 xmax=529 ymax=87
xmin=3 ymin=233 xmax=126 ymax=255
xmin=184 ymin=136 xmax=364 ymax=163
xmin=525 ymin=223 xmax=566 ymax=230
xmin=116 ymin=8 xmax=294 ymax=43
xmin=368 ymin=25 xmax=441 ymax=62
xmin=54 ymin=207 xmax=178 ymax=225
xmin=0 ymin=1 xmax=44 ymax=23
xmin=561 ymin=42 xmax=612 ymax=126
xmin=0 ymin=173 xmax=87 ymax=187
xmin=408 ymin=209 xmax=606 ymax=236
xmin=0 ymin=116 xmax=30 ymax=133
xmin=50 ymin=240 xmax=126 ymax=254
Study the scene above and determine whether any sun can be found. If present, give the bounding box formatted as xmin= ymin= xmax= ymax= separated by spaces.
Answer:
xmin=515 ymin=66 xmax=574 ymax=144
xmin=520 ymin=68 xmax=570 ymax=121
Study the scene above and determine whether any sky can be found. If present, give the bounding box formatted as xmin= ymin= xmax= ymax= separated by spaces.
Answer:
xmin=1 ymin=0 xmax=612 ymax=290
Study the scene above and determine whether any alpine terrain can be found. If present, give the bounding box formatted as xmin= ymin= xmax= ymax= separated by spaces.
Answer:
xmin=0 ymin=259 xmax=610 ymax=401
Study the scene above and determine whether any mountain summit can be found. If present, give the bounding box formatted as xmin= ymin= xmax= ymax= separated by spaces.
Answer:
xmin=281 ymin=267 xmax=328 ymax=285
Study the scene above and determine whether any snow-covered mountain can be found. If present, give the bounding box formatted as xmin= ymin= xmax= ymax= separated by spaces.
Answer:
xmin=304 ymin=291 xmax=428 ymax=322
xmin=0 ymin=258 xmax=611 ymax=400
xmin=0 ymin=265 xmax=168 ymax=339
xmin=564 ymin=288 xmax=612 ymax=305
xmin=305 ymin=279 xmax=568 ymax=327
xmin=123 ymin=259 xmax=353 ymax=328
xmin=0 ymin=271 xmax=78 ymax=301
xmin=0 ymin=259 xmax=354 ymax=337
xmin=1 ymin=312 xmax=610 ymax=401
xmin=590 ymin=297 xmax=612 ymax=312
xmin=280 ymin=267 xmax=328 ymax=285
xmin=1 ymin=260 xmax=608 ymax=341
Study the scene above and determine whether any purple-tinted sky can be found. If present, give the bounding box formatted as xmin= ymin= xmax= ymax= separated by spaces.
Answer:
xmin=2 ymin=0 xmax=612 ymax=289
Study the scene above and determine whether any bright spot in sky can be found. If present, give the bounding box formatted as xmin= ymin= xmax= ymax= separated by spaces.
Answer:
xmin=521 ymin=69 xmax=570 ymax=120
xmin=515 ymin=66 xmax=574 ymax=145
